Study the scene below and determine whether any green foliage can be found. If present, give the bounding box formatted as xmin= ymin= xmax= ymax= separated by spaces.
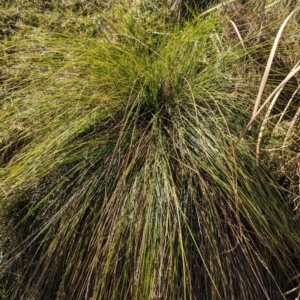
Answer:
xmin=0 ymin=1 xmax=299 ymax=299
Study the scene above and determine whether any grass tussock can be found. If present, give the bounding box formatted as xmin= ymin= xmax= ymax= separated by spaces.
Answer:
xmin=0 ymin=1 xmax=300 ymax=299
